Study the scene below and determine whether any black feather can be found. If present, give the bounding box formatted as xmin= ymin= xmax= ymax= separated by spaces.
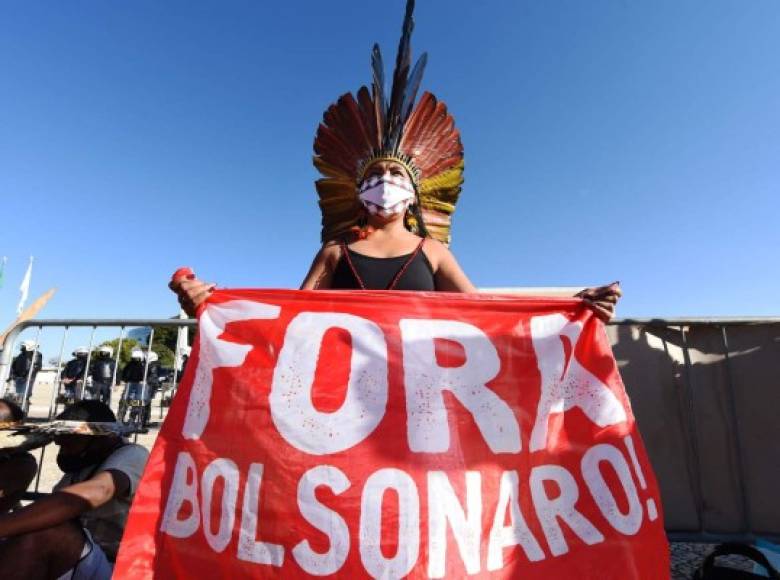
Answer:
xmin=371 ymin=43 xmax=386 ymax=125
xmin=385 ymin=0 xmax=416 ymax=151
xmin=400 ymin=52 xmax=427 ymax=126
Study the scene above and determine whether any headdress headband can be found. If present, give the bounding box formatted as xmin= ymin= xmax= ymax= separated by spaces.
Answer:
xmin=356 ymin=153 xmax=420 ymax=186
xmin=313 ymin=0 xmax=465 ymax=245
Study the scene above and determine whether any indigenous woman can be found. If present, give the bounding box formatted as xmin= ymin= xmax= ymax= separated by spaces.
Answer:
xmin=300 ymin=154 xmax=475 ymax=293
xmin=170 ymin=0 xmax=620 ymax=318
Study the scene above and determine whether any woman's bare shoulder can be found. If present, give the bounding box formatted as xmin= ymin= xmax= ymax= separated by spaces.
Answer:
xmin=422 ymin=237 xmax=453 ymax=258
xmin=420 ymin=237 xmax=453 ymax=271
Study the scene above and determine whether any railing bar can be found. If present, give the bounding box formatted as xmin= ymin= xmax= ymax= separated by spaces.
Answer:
xmin=21 ymin=326 xmax=43 ymax=416
xmin=165 ymin=323 xmax=185 ymax=420
xmin=135 ymin=328 xmax=155 ymax=443
xmin=9 ymin=319 xmax=198 ymax=328
xmin=34 ymin=445 xmax=46 ymax=493
xmin=77 ymin=327 xmax=97 ymax=401
xmin=140 ymin=328 xmax=154 ymax=412
xmin=111 ymin=328 xmax=125 ymax=410
xmin=48 ymin=327 xmax=70 ymax=420
xmin=0 ymin=332 xmax=20 ymax=387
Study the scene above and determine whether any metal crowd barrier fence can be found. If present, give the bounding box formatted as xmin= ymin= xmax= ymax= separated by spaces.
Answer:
xmin=0 ymin=316 xmax=778 ymax=544
xmin=0 ymin=319 xmax=196 ymax=494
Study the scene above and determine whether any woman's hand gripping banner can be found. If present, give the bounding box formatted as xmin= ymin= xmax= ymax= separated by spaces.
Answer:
xmin=115 ymin=289 xmax=669 ymax=579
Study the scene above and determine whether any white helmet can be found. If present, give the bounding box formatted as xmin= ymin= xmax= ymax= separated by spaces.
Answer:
xmin=73 ymin=347 xmax=89 ymax=357
xmin=130 ymin=349 xmax=144 ymax=361
xmin=147 ymin=351 xmax=159 ymax=363
xmin=181 ymin=346 xmax=192 ymax=356
xmin=21 ymin=340 xmax=37 ymax=351
xmin=98 ymin=345 xmax=114 ymax=357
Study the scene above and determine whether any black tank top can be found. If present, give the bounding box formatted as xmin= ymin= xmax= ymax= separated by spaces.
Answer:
xmin=331 ymin=240 xmax=436 ymax=291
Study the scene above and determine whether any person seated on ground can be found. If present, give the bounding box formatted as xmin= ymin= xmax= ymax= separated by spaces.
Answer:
xmin=0 ymin=399 xmax=37 ymax=515
xmin=0 ymin=400 xmax=149 ymax=579
xmin=9 ymin=341 xmax=43 ymax=404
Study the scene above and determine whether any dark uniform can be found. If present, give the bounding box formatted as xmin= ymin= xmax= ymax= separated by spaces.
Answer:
xmin=9 ymin=349 xmax=43 ymax=401
xmin=119 ymin=358 xmax=146 ymax=424
xmin=90 ymin=355 xmax=115 ymax=405
xmin=61 ymin=355 xmax=88 ymax=400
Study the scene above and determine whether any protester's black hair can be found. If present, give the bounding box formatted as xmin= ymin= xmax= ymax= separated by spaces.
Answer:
xmin=408 ymin=200 xmax=430 ymax=238
xmin=56 ymin=400 xmax=117 ymax=423
xmin=0 ymin=398 xmax=25 ymax=422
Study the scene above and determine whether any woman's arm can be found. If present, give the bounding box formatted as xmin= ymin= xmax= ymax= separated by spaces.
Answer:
xmin=426 ymin=240 xmax=477 ymax=293
xmin=300 ymin=244 xmax=341 ymax=290
xmin=169 ymin=271 xmax=216 ymax=317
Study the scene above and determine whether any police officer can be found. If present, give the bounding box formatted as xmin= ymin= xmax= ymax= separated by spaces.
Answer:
xmin=179 ymin=346 xmax=191 ymax=379
xmin=89 ymin=346 xmax=116 ymax=405
xmin=119 ymin=349 xmax=145 ymax=423
xmin=61 ymin=348 xmax=89 ymax=402
xmin=8 ymin=341 xmax=42 ymax=405
xmin=142 ymin=352 xmax=162 ymax=427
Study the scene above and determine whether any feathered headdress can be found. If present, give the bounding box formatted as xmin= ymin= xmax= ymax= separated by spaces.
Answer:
xmin=313 ymin=0 xmax=464 ymax=245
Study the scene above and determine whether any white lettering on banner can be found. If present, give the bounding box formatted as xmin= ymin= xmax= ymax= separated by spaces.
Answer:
xmin=624 ymin=434 xmax=659 ymax=521
xmin=399 ymin=319 xmax=521 ymax=454
xmin=157 ymin=445 xmax=652 ymax=574
xmin=292 ymin=466 xmax=351 ymax=576
xmin=238 ymin=463 xmax=284 ymax=566
xmin=427 ymin=471 xmax=482 ymax=578
xmin=530 ymin=465 xmax=605 ymax=556
xmin=529 ymin=314 xmax=627 ymax=452
xmin=270 ymin=312 xmax=389 ymax=455
xmin=359 ymin=468 xmax=420 ymax=578
xmin=160 ymin=451 xmax=200 ymax=538
xmin=201 ymin=458 xmax=240 ymax=553
xmin=581 ymin=444 xmax=643 ymax=535
xmin=487 ymin=471 xmax=545 ymax=570
xmin=183 ymin=301 xmax=281 ymax=440
xmin=158 ymin=298 xmax=658 ymax=574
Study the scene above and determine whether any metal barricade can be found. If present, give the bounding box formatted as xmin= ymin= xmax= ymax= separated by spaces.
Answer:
xmin=0 ymin=318 xmax=196 ymax=494
xmin=0 ymin=315 xmax=778 ymax=543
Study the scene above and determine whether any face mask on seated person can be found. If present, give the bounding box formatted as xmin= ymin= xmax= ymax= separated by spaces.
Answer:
xmin=56 ymin=438 xmax=119 ymax=473
xmin=358 ymin=174 xmax=415 ymax=217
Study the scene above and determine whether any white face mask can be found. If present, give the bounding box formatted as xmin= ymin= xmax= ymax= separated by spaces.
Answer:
xmin=358 ymin=174 xmax=415 ymax=217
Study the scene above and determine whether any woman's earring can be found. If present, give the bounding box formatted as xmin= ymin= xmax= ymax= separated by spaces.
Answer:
xmin=350 ymin=206 xmax=373 ymax=240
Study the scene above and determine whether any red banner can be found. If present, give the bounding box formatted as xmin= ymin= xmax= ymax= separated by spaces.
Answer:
xmin=115 ymin=289 xmax=669 ymax=579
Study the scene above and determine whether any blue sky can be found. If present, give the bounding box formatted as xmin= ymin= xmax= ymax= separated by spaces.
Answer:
xmin=1 ymin=0 xmax=778 ymax=347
